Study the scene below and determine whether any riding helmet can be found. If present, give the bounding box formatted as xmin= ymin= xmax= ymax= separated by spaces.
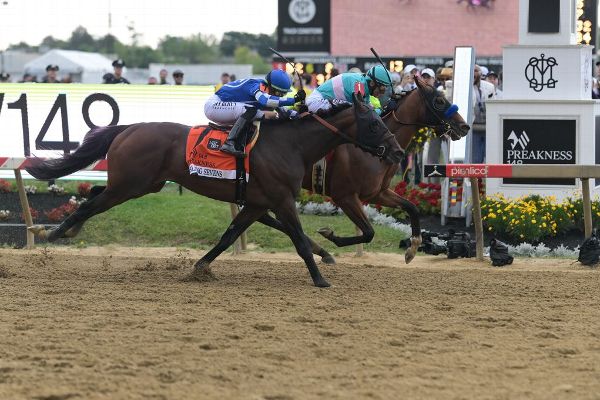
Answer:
xmin=366 ymin=65 xmax=392 ymax=87
xmin=265 ymin=69 xmax=292 ymax=93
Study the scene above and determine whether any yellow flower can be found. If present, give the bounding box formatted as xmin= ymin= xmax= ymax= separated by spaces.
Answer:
xmin=531 ymin=219 xmax=537 ymax=224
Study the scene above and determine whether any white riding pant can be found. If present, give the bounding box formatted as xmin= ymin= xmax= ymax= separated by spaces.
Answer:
xmin=306 ymin=90 xmax=333 ymax=114
xmin=203 ymin=94 xmax=264 ymax=125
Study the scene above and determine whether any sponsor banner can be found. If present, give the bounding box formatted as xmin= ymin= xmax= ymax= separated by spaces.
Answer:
xmin=277 ymin=0 xmax=330 ymax=52
xmin=502 ymin=118 xmax=576 ymax=185
xmin=424 ymin=164 xmax=513 ymax=178
xmin=189 ymin=164 xmax=249 ymax=181
xmin=0 ymin=83 xmax=213 ymax=158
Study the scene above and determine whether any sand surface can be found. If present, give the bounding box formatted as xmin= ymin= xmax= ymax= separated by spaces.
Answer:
xmin=1 ymin=247 xmax=599 ymax=400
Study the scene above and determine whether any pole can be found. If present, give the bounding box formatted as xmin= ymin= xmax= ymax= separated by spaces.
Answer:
xmin=469 ymin=177 xmax=484 ymax=261
xmin=582 ymin=178 xmax=593 ymax=239
xmin=14 ymin=169 xmax=35 ymax=249
xmin=355 ymin=226 xmax=364 ymax=257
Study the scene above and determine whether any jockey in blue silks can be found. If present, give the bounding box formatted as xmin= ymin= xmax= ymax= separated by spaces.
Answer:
xmin=204 ymin=69 xmax=305 ymax=158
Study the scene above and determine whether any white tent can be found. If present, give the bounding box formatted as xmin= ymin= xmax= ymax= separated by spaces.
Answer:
xmin=24 ymin=49 xmax=114 ymax=83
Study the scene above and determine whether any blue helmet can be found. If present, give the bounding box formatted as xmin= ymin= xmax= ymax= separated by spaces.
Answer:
xmin=265 ymin=69 xmax=292 ymax=93
xmin=366 ymin=65 xmax=392 ymax=87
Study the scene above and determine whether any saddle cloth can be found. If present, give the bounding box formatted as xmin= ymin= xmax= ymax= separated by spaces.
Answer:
xmin=185 ymin=123 xmax=259 ymax=180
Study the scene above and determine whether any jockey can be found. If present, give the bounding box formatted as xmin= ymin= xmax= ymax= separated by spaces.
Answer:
xmin=306 ymin=65 xmax=392 ymax=115
xmin=204 ymin=69 xmax=306 ymax=158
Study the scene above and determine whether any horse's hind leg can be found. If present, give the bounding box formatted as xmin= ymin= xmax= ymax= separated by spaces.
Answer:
xmin=188 ymin=205 xmax=267 ymax=281
xmin=317 ymin=194 xmax=376 ymax=247
xmin=257 ymin=213 xmax=336 ymax=264
xmin=64 ymin=185 xmax=105 ymax=238
xmin=371 ymin=188 xmax=421 ymax=264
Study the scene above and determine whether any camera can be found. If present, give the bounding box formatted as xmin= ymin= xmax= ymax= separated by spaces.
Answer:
xmin=417 ymin=229 xmax=475 ymax=259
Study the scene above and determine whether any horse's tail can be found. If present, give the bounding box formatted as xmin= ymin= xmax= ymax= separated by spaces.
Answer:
xmin=26 ymin=124 xmax=132 ymax=180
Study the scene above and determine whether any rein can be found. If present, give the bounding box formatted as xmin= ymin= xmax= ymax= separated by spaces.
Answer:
xmin=309 ymin=112 xmax=395 ymax=158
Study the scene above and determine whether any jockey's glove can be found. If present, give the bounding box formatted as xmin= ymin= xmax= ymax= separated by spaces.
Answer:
xmin=294 ymin=89 xmax=306 ymax=103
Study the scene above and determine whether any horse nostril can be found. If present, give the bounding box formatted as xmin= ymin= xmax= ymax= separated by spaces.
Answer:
xmin=461 ymin=124 xmax=470 ymax=132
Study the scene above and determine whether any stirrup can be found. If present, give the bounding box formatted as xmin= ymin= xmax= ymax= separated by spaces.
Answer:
xmin=220 ymin=141 xmax=246 ymax=158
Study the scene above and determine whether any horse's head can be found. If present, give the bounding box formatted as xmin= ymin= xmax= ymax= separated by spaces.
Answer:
xmin=383 ymin=77 xmax=470 ymax=144
xmin=352 ymin=92 xmax=404 ymax=164
xmin=413 ymin=76 xmax=470 ymax=140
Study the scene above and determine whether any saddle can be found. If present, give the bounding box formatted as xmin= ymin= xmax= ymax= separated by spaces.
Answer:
xmin=186 ymin=123 xmax=260 ymax=205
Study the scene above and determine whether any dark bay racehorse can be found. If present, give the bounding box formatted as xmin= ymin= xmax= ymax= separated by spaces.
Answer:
xmin=26 ymin=94 xmax=403 ymax=287
xmin=260 ymin=77 xmax=470 ymax=263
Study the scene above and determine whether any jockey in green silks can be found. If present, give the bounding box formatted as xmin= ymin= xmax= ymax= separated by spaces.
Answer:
xmin=306 ymin=65 xmax=392 ymax=115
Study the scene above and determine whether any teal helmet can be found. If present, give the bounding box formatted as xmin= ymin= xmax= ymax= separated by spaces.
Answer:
xmin=265 ymin=69 xmax=292 ymax=93
xmin=366 ymin=65 xmax=392 ymax=87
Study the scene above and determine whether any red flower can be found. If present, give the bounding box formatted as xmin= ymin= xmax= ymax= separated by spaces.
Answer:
xmin=0 ymin=179 xmax=11 ymax=193
xmin=77 ymin=182 xmax=92 ymax=197
xmin=418 ymin=182 xmax=428 ymax=189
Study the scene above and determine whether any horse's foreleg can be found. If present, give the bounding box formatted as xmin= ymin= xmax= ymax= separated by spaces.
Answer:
xmin=372 ymin=189 xmax=422 ymax=264
xmin=274 ymin=200 xmax=329 ymax=288
xmin=317 ymin=194 xmax=375 ymax=247
xmin=188 ymin=205 xmax=267 ymax=281
xmin=257 ymin=213 xmax=336 ymax=264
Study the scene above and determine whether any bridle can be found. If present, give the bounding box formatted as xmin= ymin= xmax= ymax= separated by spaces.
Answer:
xmin=382 ymin=86 xmax=459 ymax=138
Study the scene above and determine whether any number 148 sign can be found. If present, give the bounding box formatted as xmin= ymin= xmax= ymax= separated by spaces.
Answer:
xmin=0 ymin=90 xmax=119 ymax=157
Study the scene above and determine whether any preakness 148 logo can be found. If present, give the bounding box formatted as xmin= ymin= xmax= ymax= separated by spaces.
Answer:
xmin=505 ymin=130 xmax=573 ymax=162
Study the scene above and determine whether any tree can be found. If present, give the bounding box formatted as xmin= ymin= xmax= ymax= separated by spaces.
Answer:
xmin=158 ymin=34 xmax=218 ymax=64
xmin=67 ymin=26 xmax=96 ymax=52
xmin=220 ymin=31 xmax=276 ymax=58
xmin=234 ymin=46 xmax=271 ymax=74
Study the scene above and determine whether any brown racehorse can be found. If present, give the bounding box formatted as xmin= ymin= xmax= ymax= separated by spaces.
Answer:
xmin=26 ymin=94 xmax=403 ymax=287
xmin=258 ymin=77 xmax=470 ymax=263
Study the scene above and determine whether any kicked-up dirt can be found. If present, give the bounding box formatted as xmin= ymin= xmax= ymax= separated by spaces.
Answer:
xmin=0 ymin=246 xmax=599 ymax=400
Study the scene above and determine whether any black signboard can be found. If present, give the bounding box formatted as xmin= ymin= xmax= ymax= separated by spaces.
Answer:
xmin=503 ymin=119 xmax=576 ymax=185
xmin=528 ymin=0 xmax=560 ymax=33
xmin=277 ymin=0 xmax=330 ymax=52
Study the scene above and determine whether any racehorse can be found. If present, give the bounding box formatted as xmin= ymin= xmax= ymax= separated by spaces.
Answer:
xmin=26 ymin=93 xmax=403 ymax=287
xmin=258 ymin=77 xmax=470 ymax=264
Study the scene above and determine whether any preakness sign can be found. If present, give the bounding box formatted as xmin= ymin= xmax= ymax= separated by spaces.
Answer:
xmin=502 ymin=118 xmax=576 ymax=185
xmin=0 ymin=84 xmax=213 ymax=158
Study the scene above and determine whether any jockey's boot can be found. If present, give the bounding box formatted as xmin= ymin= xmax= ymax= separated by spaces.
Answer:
xmin=220 ymin=108 xmax=256 ymax=158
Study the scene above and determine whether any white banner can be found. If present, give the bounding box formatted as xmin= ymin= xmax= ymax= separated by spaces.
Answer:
xmin=0 ymin=83 xmax=213 ymax=158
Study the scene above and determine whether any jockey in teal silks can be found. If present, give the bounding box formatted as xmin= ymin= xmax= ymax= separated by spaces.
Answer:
xmin=306 ymin=65 xmax=393 ymax=115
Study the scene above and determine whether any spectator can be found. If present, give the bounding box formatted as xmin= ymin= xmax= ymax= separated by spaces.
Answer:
xmin=42 ymin=64 xmax=60 ymax=83
xmin=215 ymin=72 xmax=230 ymax=92
xmin=159 ymin=68 xmax=169 ymax=85
xmin=103 ymin=59 xmax=130 ymax=84
xmin=329 ymin=68 xmax=340 ymax=79
xmin=148 ymin=76 xmax=158 ymax=85
xmin=420 ymin=68 xmax=436 ymax=86
xmin=400 ymin=64 xmax=418 ymax=91
xmin=229 ymin=74 xmax=236 ymax=81
xmin=173 ymin=69 xmax=184 ymax=85
xmin=485 ymin=70 xmax=502 ymax=98
xmin=61 ymin=74 xmax=73 ymax=83
xmin=471 ymin=64 xmax=496 ymax=163
xmin=20 ymin=73 xmax=36 ymax=83
xmin=0 ymin=72 xmax=10 ymax=82
xmin=593 ymin=62 xmax=600 ymax=99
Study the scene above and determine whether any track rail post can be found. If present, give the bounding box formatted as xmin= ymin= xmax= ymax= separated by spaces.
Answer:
xmin=13 ymin=169 xmax=35 ymax=249
xmin=581 ymin=178 xmax=592 ymax=239
xmin=469 ymin=177 xmax=484 ymax=261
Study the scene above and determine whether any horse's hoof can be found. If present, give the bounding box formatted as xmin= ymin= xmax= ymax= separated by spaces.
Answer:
xmin=405 ymin=249 xmax=416 ymax=264
xmin=317 ymin=227 xmax=333 ymax=239
xmin=182 ymin=267 xmax=217 ymax=282
xmin=313 ymin=278 xmax=331 ymax=288
xmin=321 ymin=254 xmax=336 ymax=265
xmin=28 ymin=225 xmax=49 ymax=240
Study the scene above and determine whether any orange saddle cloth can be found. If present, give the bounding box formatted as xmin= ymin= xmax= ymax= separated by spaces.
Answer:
xmin=185 ymin=124 xmax=258 ymax=180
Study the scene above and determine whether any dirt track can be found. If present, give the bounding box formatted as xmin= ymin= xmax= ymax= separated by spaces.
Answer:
xmin=1 ymin=247 xmax=600 ymax=400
